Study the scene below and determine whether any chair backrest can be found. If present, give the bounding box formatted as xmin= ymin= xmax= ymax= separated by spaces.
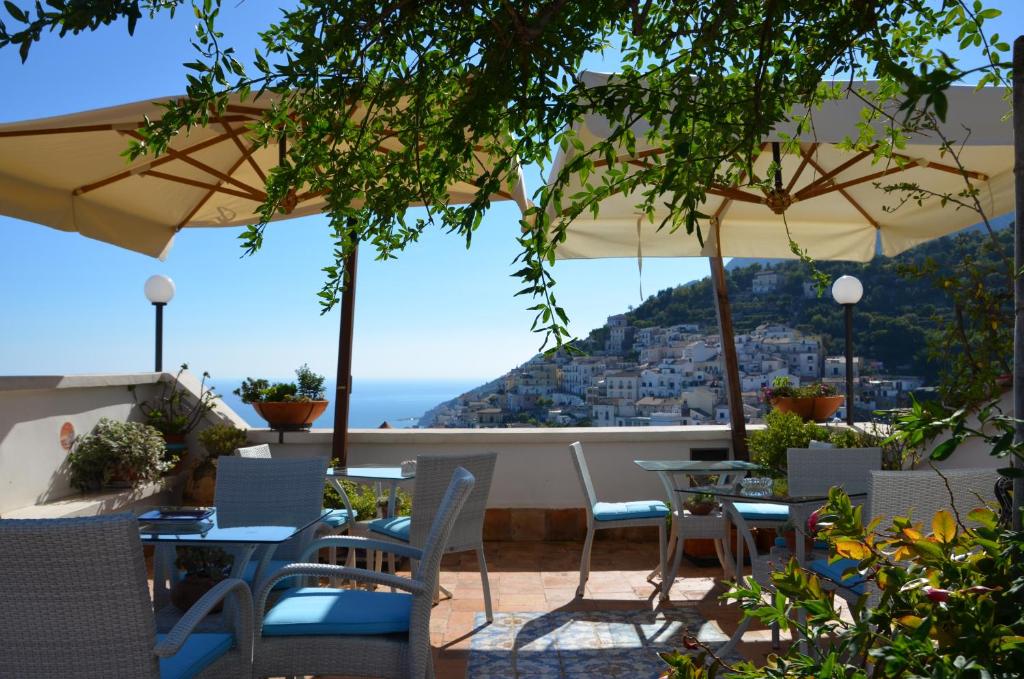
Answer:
xmin=408 ymin=452 xmax=497 ymax=552
xmin=409 ymin=468 xmax=475 ymax=640
xmin=787 ymin=447 xmax=882 ymax=497
xmin=215 ymin=456 xmax=327 ymax=560
xmin=867 ymin=468 xmax=999 ymax=531
xmin=0 ymin=514 xmax=159 ymax=678
xmin=569 ymin=441 xmax=599 ymax=510
xmin=235 ymin=443 xmax=272 ymax=458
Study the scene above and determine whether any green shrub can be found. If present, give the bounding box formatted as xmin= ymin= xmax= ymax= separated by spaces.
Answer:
xmin=196 ymin=424 xmax=248 ymax=459
xmin=323 ymin=459 xmax=412 ymax=519
xmin=748 ymin=411 xmax=893 ymax=477
xmin=233 ymin=365 xmax=326 ymax=403
xmin=68 ymin=418 xmax=170 ymax=491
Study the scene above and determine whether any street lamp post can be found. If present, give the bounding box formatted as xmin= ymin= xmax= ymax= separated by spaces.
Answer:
xmin=831 ymin=275 xmax=863 ymax=426
xmin=144 ymin=275 xmax=175 ymax=372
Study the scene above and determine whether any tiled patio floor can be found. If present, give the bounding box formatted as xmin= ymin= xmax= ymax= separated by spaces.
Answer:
xmin=369 ymin=540 xmax=785 ymax=678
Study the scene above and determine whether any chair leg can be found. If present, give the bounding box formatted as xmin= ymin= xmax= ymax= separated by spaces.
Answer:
xmin=658 ymin=521 xmax=670 ymax=601
xmin=577 ymin=527 xmax=595 ymax=597
xmin=477 ymin=545 xmax=493 ymax=623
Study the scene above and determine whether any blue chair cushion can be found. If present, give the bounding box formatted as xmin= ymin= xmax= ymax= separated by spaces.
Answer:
xmin=320 ymin=508 xmax=354 ymax=528
xmin=262 ymin=587 xmax=413 ymax=636
xmin=368 ymin=516 xmax=411 ymax=542
xmin=593 ymin=500 xmax=669 ymax=522
xmin=158 ymin=632 xmax=233 ymax=679
xmin=808 ymin=558 xmax=866 ymax=595
xmin=733 ymin=502 xmax=789 ymax=521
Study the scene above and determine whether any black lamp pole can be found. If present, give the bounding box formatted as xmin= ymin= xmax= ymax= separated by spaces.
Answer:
xmin=153 ymin=302 xmax=166 ymax=372
xmin=844 ymin=303 xmax=855 ymax=426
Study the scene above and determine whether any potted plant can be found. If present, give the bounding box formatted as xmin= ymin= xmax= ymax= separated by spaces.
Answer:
xmin=682 ymin=492 xmax=718 ymax=516
xmin=762 ymin=377 xmax=843 ymax=422
xmin=133 ymin=364 xmax=218 ymax=473
xmin=234 ymin=364 xmax=329 ymax=431
xmin=67 ymin=418 xmax=170 ymax=491
xmin=184 ymin=424 xmax=249 ymax=506
xmin=171 ymin=547 xmax=232 ymax=612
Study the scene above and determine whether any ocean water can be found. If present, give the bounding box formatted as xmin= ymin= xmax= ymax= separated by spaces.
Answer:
xmin=215 ymin=377 xmax=484 ymax=429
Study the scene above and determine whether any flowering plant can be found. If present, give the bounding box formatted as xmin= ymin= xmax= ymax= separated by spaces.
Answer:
xmin=660 ymin=487 xmax=1024 ymax=678
xmin=760 ymin=376 xmax=838 ymax=401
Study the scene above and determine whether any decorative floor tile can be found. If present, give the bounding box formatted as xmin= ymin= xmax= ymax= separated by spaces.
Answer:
xmin=469 ymin=610 xmax=738 ymax=678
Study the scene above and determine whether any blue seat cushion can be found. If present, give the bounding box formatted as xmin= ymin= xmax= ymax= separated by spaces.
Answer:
xmin=158 ymin=632 xmax=233 ymax=679
xmin=320 ymin=507 xmax=354 ymax=528
xmin=808 ymin=558 xmax=866 ymax=595
xmin=262 ymin=587 xmax=413 ymax=636
xmin=732 ymin=502 xmax=789 ymax=521
xmin=368 ymin=516 xmax=411 ymax=542
xmin=593 ymin=500 xmax=669 ymax=522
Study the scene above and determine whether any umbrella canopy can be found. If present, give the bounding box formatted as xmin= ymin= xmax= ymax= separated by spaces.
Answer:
xmin=550 ymin=72 xmax=1013 ymax=263
xmin=0 ymin=94 xmax=530 ymax=258
xmin=545 ymin=74 xmax=1014 ymax=457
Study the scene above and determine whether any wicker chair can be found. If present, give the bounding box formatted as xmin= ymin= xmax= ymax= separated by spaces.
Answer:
xmin=570 ymin=441 xmax=670 ymax=599
xmin=366 ymin=452 xmax=498 ymax=622
xmin=234 ymin=444 xmax=356 ymax=566
xmin=251 ymin=467 xmax=476 ymax=679
xmin=215 ymin=456 xmax=328 ymax=589
xmin=0 ymin=513 xmax=253 ymax=678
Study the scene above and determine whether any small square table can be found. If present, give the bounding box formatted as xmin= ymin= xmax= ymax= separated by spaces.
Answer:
xmin=140 ymin=508 xmax=324 ymax=610
xmin=327 ymin=466 xmax=415 ymax=518
xmin=634 ymin=460 xmax=762 ymax=595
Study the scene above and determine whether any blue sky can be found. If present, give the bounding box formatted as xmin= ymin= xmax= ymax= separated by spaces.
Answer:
xmin=0 ymin=3 xmax=1019 ymax=380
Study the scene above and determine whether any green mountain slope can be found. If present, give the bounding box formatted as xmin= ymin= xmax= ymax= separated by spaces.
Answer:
xmin=604 ymin=226 xmax=1013 ymax=383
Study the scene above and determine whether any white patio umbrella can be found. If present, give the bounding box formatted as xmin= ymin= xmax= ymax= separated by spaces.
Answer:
xmin=547 ymin=72 xmax=1015 ymax=456
xmin=0 ymin=93 xmax=530 ymax=461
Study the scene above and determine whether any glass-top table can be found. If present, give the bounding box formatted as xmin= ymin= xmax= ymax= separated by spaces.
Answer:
xmin=327 ymin=466 xmax=415 ymax=518
xmin=634 ymin=460 xmax=762 ymax=473
xmin=677 ymin=484 xmax=866 ymax=505
xmin=140 ymin=508 xmax=324 ymax=610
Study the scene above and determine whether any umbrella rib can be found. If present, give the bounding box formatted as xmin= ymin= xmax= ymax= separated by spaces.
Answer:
xmin=217 ymin=116 xmax=267 ymax=184
xmin=785 ymin=143 xmax=819 ymax=193
xmin=802 ymin=155 xmax=880 ymax=228
xmin=120 ymin=130 xmax=267 ymax=199
xmin=0 ymin=116 xmax=255 ymax=138
xmin=799 ymin=163 xmax=916 ymax=200
xmin=143 ymin=169 xmax=265 ymax=201
xmin=795 ymin=148 xmax=875 ymax=198
xmin=890 ymin=152 xmax=988 ymax=181
xmin=707 ymin=186 xmax=763 ymax=204
xmin=72 ymin=130 xmax=238 ymax=195
xmin=175 ymin=137 xmax=268 ymax=229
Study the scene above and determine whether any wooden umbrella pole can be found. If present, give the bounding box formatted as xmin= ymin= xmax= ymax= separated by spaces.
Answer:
xmin=1011 ymin=35 xmax=1023 ymax=530
xmin=708 ymin=226 xmax=749 ymax=459
xmin=331 ymin=234 xmax=359 ymax=467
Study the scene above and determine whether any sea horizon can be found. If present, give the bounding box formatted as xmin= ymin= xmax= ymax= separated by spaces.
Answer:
xmin=213 ymin=376 xmax=488 ymax=429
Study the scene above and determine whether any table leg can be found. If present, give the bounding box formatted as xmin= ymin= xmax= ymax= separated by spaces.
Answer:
xmin=386 ymin=480 xmax=399 ymax=518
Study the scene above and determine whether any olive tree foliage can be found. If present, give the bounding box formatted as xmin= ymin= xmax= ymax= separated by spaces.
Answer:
xmin=0 ymin=0 xmax=1011 ymax=349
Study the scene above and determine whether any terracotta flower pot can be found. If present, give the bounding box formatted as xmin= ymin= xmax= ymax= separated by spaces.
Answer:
xmin=684 ymin=502 xmax=717 ymax=516
xmin=771 ymin=396 xmax=815 ymax=420
xmin=812 ymin=395 xmax=845 ymax=422
xmin=252 ymin=400 xmax=329 ymax=431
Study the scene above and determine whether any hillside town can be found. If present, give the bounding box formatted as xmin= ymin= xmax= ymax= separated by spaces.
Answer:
xmin=423 ymin=307 xmax=927 ymax=429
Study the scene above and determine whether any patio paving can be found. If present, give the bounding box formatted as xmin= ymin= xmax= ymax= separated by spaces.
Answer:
xmin=368 ymin=540 xmax=784 ymax=678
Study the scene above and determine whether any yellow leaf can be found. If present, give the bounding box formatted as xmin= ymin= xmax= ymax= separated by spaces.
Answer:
xmin=901 ymin=527 xmax=922 ymax=541
xmin=932 ymin=510 xmax=956 ymax=543
xmin=897 ymin=615 xmax=923 ymax=629
xmin=835 ymin=540 xmax=871 ymax=560
xmin=893 ymin=545 xmax=914 ymax=561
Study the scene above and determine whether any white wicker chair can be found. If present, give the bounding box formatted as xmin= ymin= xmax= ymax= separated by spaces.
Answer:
xmin=366 ymin=452 xmax=498 ymax=622
xmin=252 ymin=467 xmax=476 ymax=679
xmin=570 ymin=441 xmax=670 ymax=599
xmin=0 ymin=513 xmax=253 ymax=678
xmin=215 ymin=456 xmax=328 ymax=589
xmin=234 ymin=444 xmax=356 ymax=567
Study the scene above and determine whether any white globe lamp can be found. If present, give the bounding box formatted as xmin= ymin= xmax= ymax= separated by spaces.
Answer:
xmin=832 ymin=275 xmax=862 ymax=425
xmin=144 ymin=275 xmax=175 ymax=372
